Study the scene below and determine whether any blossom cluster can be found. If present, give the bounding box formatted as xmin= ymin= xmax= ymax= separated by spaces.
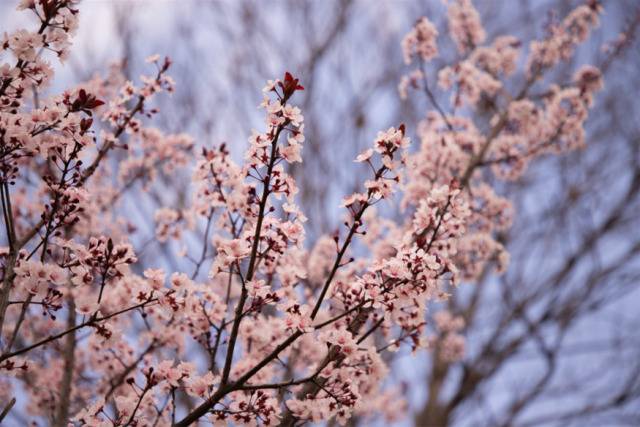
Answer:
xmin=0 ymin=0 xmax=606 ymax=426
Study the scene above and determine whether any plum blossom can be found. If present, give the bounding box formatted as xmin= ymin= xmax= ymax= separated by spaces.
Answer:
xmin=446 ymin=0 xmax=486 ymax=53
xmin=0 ymin=2 xmax=607 ymax=426
xmin=402 ymin=17 xmax=439 ymax=64
xmin=214 ymin=238 xmax=252 ymax=268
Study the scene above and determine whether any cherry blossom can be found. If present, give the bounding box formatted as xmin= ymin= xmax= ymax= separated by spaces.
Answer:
xmin=0 ymin=1 xmax=607 ymax=425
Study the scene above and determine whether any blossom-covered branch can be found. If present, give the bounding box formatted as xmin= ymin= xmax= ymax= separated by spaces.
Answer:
xmin=0 ymin=0 xmax=609 ymax=426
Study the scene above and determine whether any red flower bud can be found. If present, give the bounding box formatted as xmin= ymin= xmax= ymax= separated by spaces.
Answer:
xmin=279 ymin=71 xmax=304 ymax=100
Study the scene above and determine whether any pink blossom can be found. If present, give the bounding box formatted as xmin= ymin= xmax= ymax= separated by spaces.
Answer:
xmin=446 ymin=0 xmax=486 ymax=53
xmin=355 ymin=148 xmax=374 ymax=163
xmin=144 ymin=268 xmax=166 ymax=290
xmin=402 ymin=17 xmax=439 ymax=64
xmin=0 ymin=3 xmax=608 ymax=425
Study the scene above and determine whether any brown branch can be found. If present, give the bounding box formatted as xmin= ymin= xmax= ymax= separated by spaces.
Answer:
xmin=220 ymin=122 xmax=285 ymax=387
xmin=52 ymin=297 xmax=77 ymax=427
xmin=0 ymin=297 xmax=157 ymax=363
xmin=0 ymin=397 xmax=16 ymax=424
